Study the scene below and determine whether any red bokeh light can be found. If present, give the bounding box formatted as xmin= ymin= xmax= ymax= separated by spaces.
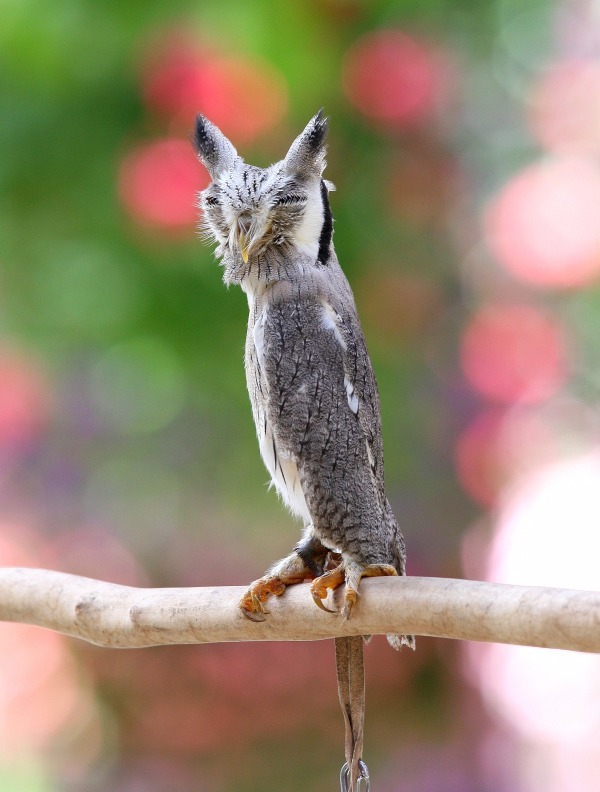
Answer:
xmin=460 ymin=304 xmax=566 ymax=404
xmin=486 ymin=157 xmax=600 ymax=288
xmin=118 ymin=138 xmax=209 ymax=232
xmin=454 ymin=408 xmax=558 ymax=506
xmin=455 ymin=409 xmax=507 ymax=506
xmin=342 ymin=30 xmax=448 ymax=129
xmin=142 ymin=32 xmax=288 ymax=143
xmin=529 ymin=59 xmax=600 ymax=157
xmin=0 ymin=348 xmax=50 ymax=451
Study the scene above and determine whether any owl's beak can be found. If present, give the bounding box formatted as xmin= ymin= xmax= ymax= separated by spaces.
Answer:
xmin=238 ymin=231 xmax=250 ymax=264
xmin=236 ymin=218 xmax=252 ymax=263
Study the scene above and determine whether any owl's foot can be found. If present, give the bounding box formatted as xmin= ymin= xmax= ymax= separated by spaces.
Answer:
xmin=239 ymin=551 xmax=315 ymax=622
xmin=239 ymin=577 xmax=287 ymax=621
xmin=310 ymin=565 xmax=346 ymax=613
xmin=310 ymin=561 xmax=398 ymax=619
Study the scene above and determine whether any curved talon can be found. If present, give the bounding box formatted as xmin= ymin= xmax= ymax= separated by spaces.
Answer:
xmin=238 ymin=574 xmax=290 ymax=622
xmin=341 ymin=591 xmax=357 ymax=620
xmin=309 ymin=564 xmax=346 ymax=615
xmin=241 ymin=606 xmax=267 ymax=622
xmin=239 ymin=591 xmax=267 ymax=621
xmin=250 ymin=592 xmax=266 ymax=614
xmin=312 ymin=591 xmax=337 ymax=613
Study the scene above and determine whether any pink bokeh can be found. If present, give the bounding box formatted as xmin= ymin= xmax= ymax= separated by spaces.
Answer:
xmin=342 ymin=30 xmax=448 ymax=129
xmin=528 ymin=59 xmax=600 ymax=157
xmin=460 ymin=303 xmax=566 ymax=404
xmin=465 ymin=452 xmax=600 ymax=787
xmin=0 ymin=347 xmax=51 ymax=452
xmin=141 ymin=31 xmax=288 ymax=143
xmin=118 ymin=138 xmax=209 ymax=232
xmin=454 ymin=407 xmax=558 ymax=506
xmin=0 ymin=524 xmax=99 ymax=763
xmin=486 ymin=157 xmax=600 ymax=288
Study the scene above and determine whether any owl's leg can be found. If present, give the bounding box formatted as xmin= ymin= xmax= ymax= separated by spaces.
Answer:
xmin=341 ymin=562 xmax=397 ymax=619
xmin=310 ymin=560 xmax=397 ymax=618
xmin=239 ymin=532 xmax=328 ymax=621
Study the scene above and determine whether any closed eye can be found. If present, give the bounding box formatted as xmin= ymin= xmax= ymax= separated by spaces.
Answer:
xmin=273 ymin=193 xmax=307 ymax=206
xmin=205 ymin=195 xmax=220 ymax=206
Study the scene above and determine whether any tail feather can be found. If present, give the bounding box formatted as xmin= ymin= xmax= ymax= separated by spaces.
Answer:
xmin=387 ymin=633 xmax=416 ymax=651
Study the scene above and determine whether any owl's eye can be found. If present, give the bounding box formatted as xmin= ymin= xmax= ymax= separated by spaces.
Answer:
xmin=205 ymin=195 xmax=220 ymax=206
xmin=273 ymin=193 xmax=307 ymax=206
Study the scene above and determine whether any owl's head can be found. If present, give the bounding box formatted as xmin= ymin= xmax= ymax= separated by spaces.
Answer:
xmin=193 ymin=111 xmax=334 ymax=274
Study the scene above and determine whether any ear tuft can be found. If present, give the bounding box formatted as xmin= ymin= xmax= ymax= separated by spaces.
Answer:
xmin=193 ymin=115 xmax=216 ymax=160
xmin=284 ymin=110 xmax=330 ymax=177
xmin=192 ymin=115 xmax=238 ymax=180
xmin=305 ymin=108 xmax=329 ymax=153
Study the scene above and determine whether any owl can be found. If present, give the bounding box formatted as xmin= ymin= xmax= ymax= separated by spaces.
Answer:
xmin=194 ymin=111 xmax=413 ymax=649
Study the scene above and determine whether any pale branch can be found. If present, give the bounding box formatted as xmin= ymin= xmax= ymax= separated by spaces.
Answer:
xmin=0 ymin=567 xmax=599 ymax=652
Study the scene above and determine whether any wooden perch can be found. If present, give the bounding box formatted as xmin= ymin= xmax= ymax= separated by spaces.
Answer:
xmin=0 ymin=567 xmax=599 ymax=652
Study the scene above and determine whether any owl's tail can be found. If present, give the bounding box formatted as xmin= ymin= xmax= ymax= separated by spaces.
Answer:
xmin=387 ymin=632 xmax=416 ymax=651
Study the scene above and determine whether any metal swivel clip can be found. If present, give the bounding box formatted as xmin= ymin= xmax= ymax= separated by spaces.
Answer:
xmin=340 ymin=760 xmax=370 ymax=791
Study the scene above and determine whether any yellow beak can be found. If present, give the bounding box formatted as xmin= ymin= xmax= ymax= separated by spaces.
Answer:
xmin=238 ymin=231 xmax=250 ymax=264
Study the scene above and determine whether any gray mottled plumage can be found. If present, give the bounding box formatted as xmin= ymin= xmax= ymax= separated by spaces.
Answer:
xmin=194 ymin=111 xmax=412 ymax=649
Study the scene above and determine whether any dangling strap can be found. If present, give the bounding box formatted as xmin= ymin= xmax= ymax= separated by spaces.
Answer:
xmin=335 ymin=636 xmax=369 ymax=791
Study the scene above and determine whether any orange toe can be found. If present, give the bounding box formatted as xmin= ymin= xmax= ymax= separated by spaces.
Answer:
xmin=310 ymin=565 xmax=345 ymax=612
xmin=238 ymin=575 xmax=293 ymax=619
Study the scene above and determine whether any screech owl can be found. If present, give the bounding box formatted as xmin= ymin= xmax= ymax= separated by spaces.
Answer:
xmin=194 ymin=111 xmax=413 ymax=650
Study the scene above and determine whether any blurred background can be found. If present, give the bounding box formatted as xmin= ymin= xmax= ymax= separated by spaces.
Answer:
xmin=3 ymin=0 xmax=600 ymax=789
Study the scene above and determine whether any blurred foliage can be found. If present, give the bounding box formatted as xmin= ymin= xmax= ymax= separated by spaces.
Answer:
xmin=6 ymin=0 xmax=600 ymax=790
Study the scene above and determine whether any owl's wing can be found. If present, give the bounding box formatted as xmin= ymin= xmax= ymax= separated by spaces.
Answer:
xmin=328 ymin=298 xmax=385 ymax=484
xmin=261 ymin=296 xmax=388 ymax=553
